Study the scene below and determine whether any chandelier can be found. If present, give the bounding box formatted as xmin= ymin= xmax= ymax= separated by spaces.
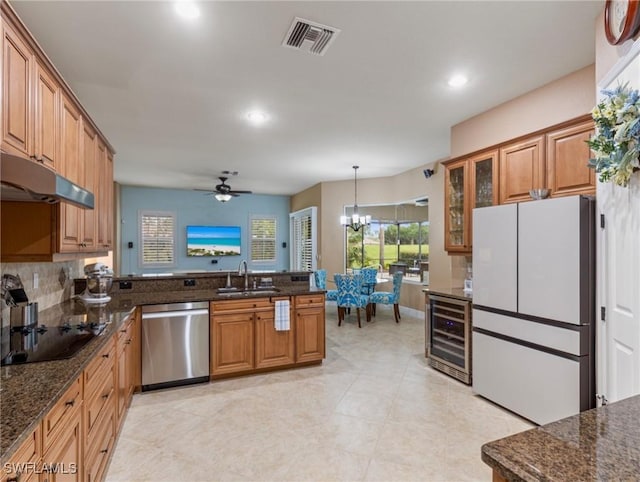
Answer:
xmin=340 ymin=165 xmax=371 ymax=231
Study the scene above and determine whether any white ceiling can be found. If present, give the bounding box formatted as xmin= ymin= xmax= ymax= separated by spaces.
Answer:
xmin=11 ymin=1 xmax=603 ymax=196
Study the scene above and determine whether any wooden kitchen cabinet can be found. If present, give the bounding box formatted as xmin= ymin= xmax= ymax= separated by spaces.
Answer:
xmin=211 ymin=311 xmax=255 ymax=375
xmin=499 ymin=135 xmax=545 ymax=204
xmin=443 ymin=150 xmax=498 ymax=253
xmin=0 ymin=425 xmax=40 ymax=482
xmin=255 ymin=301 xmax=295 ymax=369
xmin=116 ymin=312 xmax=137 ymax=430
xmin=41 ymin=405 xmax=82 ymax=482
xmin=34 ymin=60 xmax=59 ymax=170
xmin=295 ymin=294 xmax=326 ymax=363
xmin=1 ymin=19 xmax=32 ymax=158
xmin=0 ymin=2 xmax=115 ymax=262
xmin=42 ymin=376 xmax=82 ymax=453
xmin=546 ymin=120 xmax=595 ymax=197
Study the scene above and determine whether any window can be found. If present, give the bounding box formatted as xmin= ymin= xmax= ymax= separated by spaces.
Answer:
xmin=290 ymin=207 xmax=317 ymax=271
xmin=139 ymin=210 xmax=176 ymax=267
xmin=251 ymin=216 xmax=277 ymax=263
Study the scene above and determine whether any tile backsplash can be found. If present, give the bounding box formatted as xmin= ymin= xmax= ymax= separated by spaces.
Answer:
xmin=0 ymin=260 xmax=84 ymax=327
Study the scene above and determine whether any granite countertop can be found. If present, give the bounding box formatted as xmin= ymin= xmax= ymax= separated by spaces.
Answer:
xmin=0 ymin=299 xmax=134 ymax=464
xmin=482 ymin=395 xmax=640 ymax=481
xmin=0 ymin=285 xmax=324 ymax=463
xmin=423 ymin=286 xmax=473 ymax=301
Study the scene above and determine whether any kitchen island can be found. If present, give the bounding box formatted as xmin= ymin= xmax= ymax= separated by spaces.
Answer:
xmin=1 ymin=273 xmax=325 ymax=474
xmin=482 ymin=395 xmax=640 ymax=481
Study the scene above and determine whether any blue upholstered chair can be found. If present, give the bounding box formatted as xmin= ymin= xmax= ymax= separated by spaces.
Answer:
xmin=334 ymin=273 xmax=370 ymax=328
xmin=360 ymin=267 xmax=378 ymax=296
xmin=369 ymin=272 xmax=403 ymax=323
xmin=315 ymin=269 xmax=337 ymax=301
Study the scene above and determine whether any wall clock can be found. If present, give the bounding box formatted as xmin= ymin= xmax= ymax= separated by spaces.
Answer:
xmin=605 ymin=0 xmax=640 ymax=45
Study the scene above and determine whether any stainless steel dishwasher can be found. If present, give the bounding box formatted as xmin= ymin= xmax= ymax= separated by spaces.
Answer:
xmin=141 ymin=301 xmax=209 ymax=391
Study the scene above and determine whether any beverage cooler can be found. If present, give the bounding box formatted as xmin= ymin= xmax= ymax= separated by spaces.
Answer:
xmin=426 ymin=294 xmax=472 ymax=384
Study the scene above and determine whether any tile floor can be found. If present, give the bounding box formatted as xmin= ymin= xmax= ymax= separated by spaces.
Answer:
xmin=105 ymin=305 xmax=533 ymax=482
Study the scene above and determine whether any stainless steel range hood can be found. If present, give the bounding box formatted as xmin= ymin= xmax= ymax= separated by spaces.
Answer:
xmin=1 ymin=151 xmax=94 ymax=209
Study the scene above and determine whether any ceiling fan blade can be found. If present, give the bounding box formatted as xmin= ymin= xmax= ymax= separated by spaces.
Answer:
xmin=228 ymin=190 xmax=252 ymax=195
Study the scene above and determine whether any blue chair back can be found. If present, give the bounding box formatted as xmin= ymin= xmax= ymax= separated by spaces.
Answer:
xmin=334 ymin=273 xmax=367 ymax=308
xmin=314 ymin=269 xmax=327 ymax=289
xmin=391 ymin=271 xmax=403 ymax=300
xmin=360 ymin=267 xmax=378 ymax=295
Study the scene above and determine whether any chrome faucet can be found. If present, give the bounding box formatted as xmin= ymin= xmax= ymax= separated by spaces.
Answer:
xmin=238 ymin=260 xmax=249 ymax=290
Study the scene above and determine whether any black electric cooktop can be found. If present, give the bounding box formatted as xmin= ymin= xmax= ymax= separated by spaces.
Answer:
xmin=1 ymin=318 xmax=108 ymax=366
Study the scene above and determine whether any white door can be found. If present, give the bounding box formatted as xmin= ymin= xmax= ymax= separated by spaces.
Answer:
xmin=472 ymin=204 xmax=518 ymax=311
xmin=597 ymin=45 xmax=640 ymax=404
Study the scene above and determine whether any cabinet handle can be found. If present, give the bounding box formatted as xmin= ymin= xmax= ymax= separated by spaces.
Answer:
xmin=125 ymin=340 xmax=131 ymax=344
xmin=120 ymin=328 xmax=127 ymax=333
xmin=65 ymin=399 xmax=75 ymax=407
xmin=7 ymin=476 xmax=18 ymax=482
xmin=102 ymin=353 xmax=110 ymax=358
xmin=102 ymin=393 xmax=109 ymax=400
xmin=100 ymin=448 xmax=108 ymax=454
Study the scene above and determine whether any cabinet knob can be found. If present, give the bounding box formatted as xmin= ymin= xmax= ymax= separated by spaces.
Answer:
xmin=102 ymin=393 xmax=109 ymax=400
xmin=65 ymin=399 xmax=75 ymax=407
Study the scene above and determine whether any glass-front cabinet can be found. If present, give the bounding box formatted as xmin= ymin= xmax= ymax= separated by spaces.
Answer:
xmin=444 ymin=149 xmax=498 ymax=253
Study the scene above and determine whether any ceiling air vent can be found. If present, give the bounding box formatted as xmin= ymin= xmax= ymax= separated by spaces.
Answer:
xmin=282 ymin=17 xmax=340 ymax=56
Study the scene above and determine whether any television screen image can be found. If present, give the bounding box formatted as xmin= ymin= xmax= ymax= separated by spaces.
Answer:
xmin=187 ymin=225 xmax=241 ymax=256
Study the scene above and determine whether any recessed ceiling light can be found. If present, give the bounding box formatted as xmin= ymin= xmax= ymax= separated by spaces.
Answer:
xmin=174 ymin=1 xmax=200 ymax=20
xmin=246 ymin=110 xmax=269 ymax=126
xmin=448 ymin=74 xmax=468 ymax=88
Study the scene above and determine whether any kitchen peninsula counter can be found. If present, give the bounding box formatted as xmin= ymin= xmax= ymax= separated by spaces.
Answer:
xmin=482 ymin=395 xmax=640 ymax=481
xmin=423 ymin=286 xmax=472 ymax=301
xmin=1 ymin=283 xmax=325 ymax=463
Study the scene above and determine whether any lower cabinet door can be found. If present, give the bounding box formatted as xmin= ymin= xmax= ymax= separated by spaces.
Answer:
xmin=85 ymin=407 xmax=116 ymax=482
xmin=211 ymin=313 xmax=254 ymax=375
xmin=255 ymin=311 xmax=295 ymax=369
xmin=41 ymin=406 xmax=82 ymax=482
xmin=295 ymin=306 xmax=325 ymax=363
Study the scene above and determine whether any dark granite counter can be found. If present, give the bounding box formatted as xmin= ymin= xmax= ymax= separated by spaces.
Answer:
xmin=482 ymin=395 xmax=640 ymax=481
xmin=0 ymin=299 xmax=134 ymax=464
xmin=423 ymin=286 xmax=472 ymax=301
xmin=0 ymin=284 xmax=324 ymax=463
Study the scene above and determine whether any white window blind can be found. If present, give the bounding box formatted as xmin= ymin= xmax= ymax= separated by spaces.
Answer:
xmin=139 ymin=211 xmax=176 ymax=267
xmin=289 ymin=207 xmax=317 ymax=272
xmin=251 ymin=216 xmax=277 ymax=263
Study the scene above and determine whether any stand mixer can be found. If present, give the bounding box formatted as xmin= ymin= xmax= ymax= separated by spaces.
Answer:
xmin=79 ymin=263 xmax=113 ymax=303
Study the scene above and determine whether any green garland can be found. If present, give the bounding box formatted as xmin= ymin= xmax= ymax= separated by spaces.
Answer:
xmin=588 ymin=83 xmax=640 ymax=188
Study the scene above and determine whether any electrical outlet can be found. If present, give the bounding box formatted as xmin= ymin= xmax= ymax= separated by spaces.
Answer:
xmin=33 ymin=272 xmax=39 ymax=289
xmin=119 ymin=281 xmax=133 ymax=290
xmin=184 ymin=279 xmax=196 ymax=287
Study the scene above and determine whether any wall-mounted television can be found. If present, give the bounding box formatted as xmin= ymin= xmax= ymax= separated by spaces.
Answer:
xmin=186 ymin=225 xmax=241 ymax=256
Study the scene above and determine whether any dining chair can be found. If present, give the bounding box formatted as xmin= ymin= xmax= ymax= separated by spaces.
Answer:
xmin=369 ymin=271 xmax=403 ymax=323
xmin=334 ymin=273 xmax=370 ymax=328
xmin=315 ymin=269 xmax=338 ymax=301
xmin=360 ymin=267 xmax=378 ymax=296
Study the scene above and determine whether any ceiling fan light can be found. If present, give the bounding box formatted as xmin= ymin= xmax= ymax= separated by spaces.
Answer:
xmin=215 ymin=193 xmax=232 ymax=202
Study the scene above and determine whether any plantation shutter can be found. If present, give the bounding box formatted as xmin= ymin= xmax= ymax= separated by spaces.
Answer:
xmin=139 ymin=211 xmax=176 ymax=267
xmin=251 ymin=216 xmax=277 ymax=262
xmin=289 ymin=207 xmax=317 ymax=272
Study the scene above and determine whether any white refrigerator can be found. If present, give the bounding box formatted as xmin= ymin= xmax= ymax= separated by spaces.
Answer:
xmin=472 ymin=195 xmax=595 ymax=425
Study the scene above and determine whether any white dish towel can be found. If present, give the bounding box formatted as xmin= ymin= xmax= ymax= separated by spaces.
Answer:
xmin=275 ymin=300 xmax=290 ymax=331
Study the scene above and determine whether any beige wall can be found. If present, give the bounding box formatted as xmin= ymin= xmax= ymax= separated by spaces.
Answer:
xmin=594 ymin=10 xmax=640 ymax=84
xmin=450 ymin=65 xmax=595 ymax=158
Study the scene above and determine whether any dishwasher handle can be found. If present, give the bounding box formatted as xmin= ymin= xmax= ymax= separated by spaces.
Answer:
xmin=142 ymin=309 xmax=209 ymax=320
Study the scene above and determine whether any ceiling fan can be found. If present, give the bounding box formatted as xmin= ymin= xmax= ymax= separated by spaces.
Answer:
xmin=198 ymin=176 xmax=252 ymax=203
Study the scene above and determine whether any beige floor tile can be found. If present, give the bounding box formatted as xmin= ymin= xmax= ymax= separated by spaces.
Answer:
xmin=106 ymin=308 xmax=531 ymax=482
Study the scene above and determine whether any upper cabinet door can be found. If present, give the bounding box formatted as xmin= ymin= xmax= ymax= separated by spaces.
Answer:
xmin=499 ymin=135 xmax=545 ymax=204
xmin=471 ymin=150 xmax=499 ymax=209
xmin=2 ymin=20 xmax=32 ymax=157
xmin=444 ymin=159 xmax=470 ymax=253
xmin=546 ymin=120 xmax=595 ymax=198
xmin=34 ymin=61 xmax=59 ymax=170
